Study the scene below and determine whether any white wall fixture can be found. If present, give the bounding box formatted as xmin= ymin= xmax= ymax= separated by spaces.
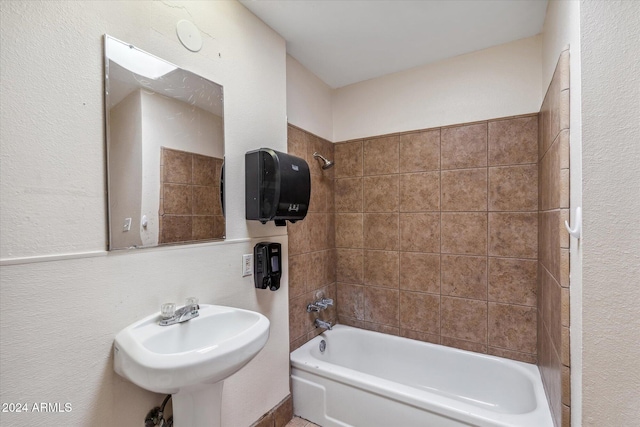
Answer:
xmin=565 ymin=206 xmax=582 ymax=239
xmin=176 ymin=19 xmax=203 ymax=52
xmin=114 ymin=303 xmax=270 ymax=427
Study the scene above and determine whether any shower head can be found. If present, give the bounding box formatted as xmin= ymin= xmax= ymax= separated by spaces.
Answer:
xmin=313 ymin=152 xmax=334 ymax=170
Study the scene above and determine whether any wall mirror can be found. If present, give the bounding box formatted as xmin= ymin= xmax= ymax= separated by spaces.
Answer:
xmin=104 ymin=35 xmax=225 ymax=250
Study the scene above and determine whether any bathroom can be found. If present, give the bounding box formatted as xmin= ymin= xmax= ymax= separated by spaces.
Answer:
xmin=0 ymin=1 xmax=638 ymax=427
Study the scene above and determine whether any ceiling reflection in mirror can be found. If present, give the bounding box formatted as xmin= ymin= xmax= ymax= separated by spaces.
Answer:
xmin=104 ymin=35 xmax=225 ymax=250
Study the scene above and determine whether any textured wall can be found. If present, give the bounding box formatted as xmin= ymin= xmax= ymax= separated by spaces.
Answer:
xmin=581 ymin=1 xmax=640 ymax=425
xmin=0 ymin=1 xmax=290 ymax=426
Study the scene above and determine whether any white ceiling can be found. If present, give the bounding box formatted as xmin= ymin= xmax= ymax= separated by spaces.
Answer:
xmin=240 ymin=0 xmax=548 ymax=88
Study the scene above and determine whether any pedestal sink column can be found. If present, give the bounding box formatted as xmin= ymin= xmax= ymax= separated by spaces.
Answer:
xmin=172 ymin=382 xmax=224 ymax=427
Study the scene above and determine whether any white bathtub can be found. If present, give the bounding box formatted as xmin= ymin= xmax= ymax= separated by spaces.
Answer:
xmin=291 ymin=325 xmax=552 ymax=427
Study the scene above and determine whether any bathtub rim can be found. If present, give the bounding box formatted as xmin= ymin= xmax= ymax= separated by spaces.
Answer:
xmin=291 ymin=324 xmax=553 ymax=427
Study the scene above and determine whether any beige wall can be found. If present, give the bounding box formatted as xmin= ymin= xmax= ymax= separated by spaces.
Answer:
xmin=581 ymin=0 xmax=640 ymax=425
xmin=109 ymin=91 xmax=144 ymax=249
xmin=332 ymin=35 xmax=542 ymax=142
xmin=0 ymin=1 xmax=290 ymax=426
xmin=286 ymin=55 xmax=333 ymax=142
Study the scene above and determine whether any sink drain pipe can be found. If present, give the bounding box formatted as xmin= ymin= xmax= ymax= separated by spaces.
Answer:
xmin=144 ymin=394 xmax=173 ymax=427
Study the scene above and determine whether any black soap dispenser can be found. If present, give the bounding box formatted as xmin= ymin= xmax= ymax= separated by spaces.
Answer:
xmin=254 ymin=242 xmax=281 ymax=291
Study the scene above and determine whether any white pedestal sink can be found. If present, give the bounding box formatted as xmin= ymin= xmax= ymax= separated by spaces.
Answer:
xmin=113 ymin=304 xmax=270 ymax=427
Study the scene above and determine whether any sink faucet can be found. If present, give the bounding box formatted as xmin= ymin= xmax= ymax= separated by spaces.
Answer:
xmin=159 ymin=297 xmax=200 ymax=326
xmin=315 ymin=319 xmax=332 ymax=330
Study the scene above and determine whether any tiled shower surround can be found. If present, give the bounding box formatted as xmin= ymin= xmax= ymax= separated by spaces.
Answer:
xmin=537 ymin=47 xmax=571 ymax=427
xmin=287 ymin=127 xmax=337 ymax=351
xmin=332 ymin=115 xmax=540 ymax=363
xmin=287 ymin=117 xmax=540 ymax=363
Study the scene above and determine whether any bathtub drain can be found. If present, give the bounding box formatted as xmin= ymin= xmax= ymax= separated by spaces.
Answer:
xmin=319 ymin=339 xmax=326 ymax=353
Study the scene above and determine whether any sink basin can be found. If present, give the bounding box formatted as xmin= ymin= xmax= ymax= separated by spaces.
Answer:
xmin=114 ymin=304 xmax=270 ymax=426
xmin=114 ymin=304 xmax=270 ymax=393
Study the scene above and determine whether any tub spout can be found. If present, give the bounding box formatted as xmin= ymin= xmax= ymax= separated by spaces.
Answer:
xmin=315 ymin=319 xmax=333 ymax=330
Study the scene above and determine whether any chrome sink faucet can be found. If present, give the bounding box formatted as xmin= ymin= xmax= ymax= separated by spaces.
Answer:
xmin=159 ymin=297 xmax=200 ymax=326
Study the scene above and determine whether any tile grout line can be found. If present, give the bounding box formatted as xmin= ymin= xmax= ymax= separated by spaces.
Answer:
xmin=439 ymin=128 xmax=443 ymax=342
xmin=486 ymin=120 xmax=490 ymax=351
xmin=397 ymin=135 xmax=401 ymax=331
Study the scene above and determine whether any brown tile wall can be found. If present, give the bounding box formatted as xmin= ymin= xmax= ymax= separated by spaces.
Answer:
xmin=287 ymin=56 xmax=571 ymax=423
xmin=287 ymin=125 xmax=336 ymax=351
xmin=538 ymin=48 xmax=571 ymax=427
xmin=250 ymin=394 xmax=294 ymax=427
xmin=159 ymin=147 xmax=225 ymax=244
xmin=333 ymin=114 xmax=539 ymax=363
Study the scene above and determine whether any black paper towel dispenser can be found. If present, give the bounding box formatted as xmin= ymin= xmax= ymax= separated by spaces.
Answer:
xmin=246 ymin=148 xmax=311 ymax=226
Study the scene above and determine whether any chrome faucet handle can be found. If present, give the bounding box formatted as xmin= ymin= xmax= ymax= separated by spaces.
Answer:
xmin=161 ymin=302 xmax=176 ymax=319
xmin=321 ymin=298 xmax=334 ymax=307
xmin=185 ymin=297 xmax=199 ymax=310
xmin=314 ymin=298 xmax=333 ymax=309
xmin=306 ymin=303 xmax=321 ymax=313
